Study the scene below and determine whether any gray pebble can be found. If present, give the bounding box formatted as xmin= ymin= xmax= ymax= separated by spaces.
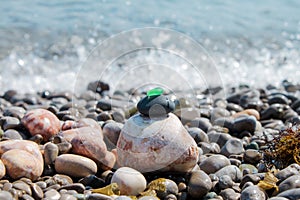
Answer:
xmin=188 ymin=170 xmax=212 ymax=198
xmin=3 ymin=106 xmax=26 ymax=119
xmin=31 ymin=183 xmax=44 ymax=199
xmin=59 ymin=183 xmax=85 ymax=194
xmin=218 ymin=175 xmax=234 ymax=190
xmin=44 ymin=189 xmax=61 ymax=200
xmin=12 ymin=180 xmax=31 ymax=195
xmin=269 ymin=197 xmax=289 ymax=200
xmin=240 ymin=174 xmax=261 ymax=189
xmin=44 ymin=142 xmax=59 ymax=165
xmin=0 ymin=116 xmax=20 ymax=130
xmin=0 ymin=191 xmax=13 ymax=200
xmin=240 ymin=185 xmax=266 ymax=200
xmin=21 ymin=194 xmax=35 ymax=200
xmin=277 ymin=188 xmax=300 ymax=200
xmin=276 ymin=164 xmax=300 ymax=181
xmin=60 ymin=194 xmax=77 ymax=200
xmin=207 ymin=131 xmax=232 ymax=148
xmin=199 ymin=155 xmax=231 ymax=174
xmin=220 ymin=138 xmax=244 ymax=157
xmin=279 ymin=175 xmax=300 ymax=193
xmin=187 ymin=127 xmax=209 ymax=143
xmin=233 ymin=116 xmax=257 ymax=134
xmin=219 ymin=188 xmax=240 ymax=200
xmin=87 ymin=193 xmax=113 ymax=200
xmin=189 ymin=117 xmax=212 ymax=132
xmin=215 ymin=165 xmax=243 ymax=182
xmin=3 ymin=129 xmax=23 ymax=140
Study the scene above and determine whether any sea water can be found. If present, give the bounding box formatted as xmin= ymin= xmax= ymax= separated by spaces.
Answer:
xmin=0 ymin=0 xmax=300 ymax=94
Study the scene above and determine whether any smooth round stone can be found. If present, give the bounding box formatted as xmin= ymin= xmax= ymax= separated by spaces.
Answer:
xmin=218 ymin=175 xmax=234 ymax=190
xmin=189 ymin=117 xmax=212 ymax=133
xmin=210 ymin=107 xmax=230 ymax=123
xmin=246 ymin=141 xmax=259 ymax=150
xmin=44 ymin=189 xmax=61 ymax=200
xmin=207 ymin=131 xmax=232 ymax=148
xmin=103 ymin=122 xmax=123 ymax=147
xmin=79 ymin=175 xmax=105 ymax=188
xmin=12 ymin=180 xmax=31 ymax=195
xmin=1 ymin=149 xmax=43 ymax=180
xmin=60 ymin=183 xmax=85 ymax=193
xmin=0 ymin=159 xmax=5 ymax=179
xmin=269 ymin=198 xmax=289 ymax=200
xmin=3 ymin=129 xmax=23 ymax=140
xmin=44 ymin=142 xmax=59 ymax=165
xmin=187 ymin=127 xmax=209 ymax=143
xmin=220 ymin=138 xmax=244 ymax=157
xmin=138 ymin=196 xmax=159 ymax=200
xmin=0 ymin=191 xmax=13 ymax=200
xmin=220 ymin=188 xmax=240 ymax=200
xmin=57 ymin=142 xmax=72 ymax=154
xmin=233 ymin=116 xmax=257 ymax=134
xmin=232 ymin=109 xmax=260 ymax=120
xmin=240 ymin=174 xmax=261 ymax=189
xmin=137 ymin=94 xmax=175 ymax=117
xmin=199 ymin=155 xmax=231 ymax=174
xmin=0 ymin=116 xmax=20 ymax=130
xmin=244 ymin=149 xmax=263 ymax=164
xmin=3 ymin=106 xmax=26 ymax=119
xmin=111 ymin=167 xmax=147 ymax=196
xmin=199 ymin=142 xmax=220 ymax=154
xmin=97 ymin=112 xmax=112 ymax=121
xmin=55 ymin=154 xmax=97 ymax=178
xmin=147 ymin=178 xmax=178 ymax=199
xmin=117 ymin=113 xmax=198 ymax=173
xmin=164 ymin=194 xmax=177 ymax=200
xmin=53 ymin=174 xmax=73 ymax=185
xmin=215 ymin=165 xmax=243 ymax=182
xmin=31 ymin=183 xmax=44 ymax=199
xmin=20 ymin=194 xmax=35 ymax=200
xmin=188 ymin=170 xmax=212 ymax=198
xmin=115 ymin=196 xmax=132 ymax=200
xmin=241 ymin=185 xmax=266 ymax=200
xmin=268 ymin=94 xmax=290 ymax=105
xmin=277 ymin=188 xmax=300 ymax=200
xmin=279 ymin=175 xmax=300 ymax=193
xmin=21 ymin=108 xmax=61 ymax=141
xmin=86 ymin=193 xmax=113 ymax=200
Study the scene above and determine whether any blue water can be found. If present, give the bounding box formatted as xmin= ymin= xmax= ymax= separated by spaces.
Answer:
xmin=0 ymin=0 xmax=300 ymax=94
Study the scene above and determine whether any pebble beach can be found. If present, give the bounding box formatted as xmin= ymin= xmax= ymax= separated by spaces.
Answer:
xmin=0 ymin=80 xmax=300 ymax=200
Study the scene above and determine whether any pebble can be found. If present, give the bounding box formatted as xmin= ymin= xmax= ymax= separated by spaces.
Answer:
xmin=31 ymin=183 xmax=44 ymax=199
xmin=240 ymin=185 xmax=266 ymax=200
xmin=244 ymin=149 xmax=263 ymax=164
xmin=276 ymin=164 xmax=300 ymax=181
xmin=44 ymin=142 xmax=59 ymax=165
xmin=55 ymin=154 xmax=97 ymax=178
xmin=44 ymin=189 xmax=61 ymax=200
xmin=277 ymin=188 xmax=300 ymax=200
xmin=232 ymin=116 xmax=257 ymax=134
xmin=187 ymin=127 xmax=209 ymax=143
xmin=111 ymin=167 xmax=147 ymax=196
xmin=199 ymin=155 xmax=231 ymax=174
xmin=148 ymin=178 xmax=178 ymax=199
xmin=0 ymin=191 xmax=13 ymax=200
xmin=0 ymin=116 xmax=20 ymax=130
xmin=21 ymin=194 xmax=35 ymax=200
xmin=3 ymin=129 xmax=23 ymax=140
xmin=79 ymin=175 xmax=106 ymax=188
xmin=0 ymin=159 xmax=6 ymax=179
xmin=12 ymin=180 xmax=32 ymax=195
xmin=59 ymin=194 xmax=77 ymax=200
xmin=2 ymin=106 xmax=26 ymax=119
xmin=189 ymin=117 xmax=212 ymax=132
xmin=188 ymin=170 xmax=212 ymax=198
xmin=59 ymin=183 xmax=85 ymax=193
xmin=220 ymin=138 xmax=244 ymax=157
xmin=1 ymin=149 xmax=43 ymax=180
xmin=278 ymin=175 xmax=300 ymax=193
xmin=232 ymin=109 xmax=260 ymax=120
xmin=215 ymin=165 xmax=243 ymax=182
xmin=218 ymin=175 xmax=234 ymax=189
xmin=207 ymin=131 xmax=232 ymax=148
xmin=87 ymin=193 xmax=113 ymax=200
xmin=102 ymin=121 xmax=123 ymax=148
xmin=219 ymin=188 xmax=240 ymax=200
xmin=21 ymin=108 xmax=61 ymax=141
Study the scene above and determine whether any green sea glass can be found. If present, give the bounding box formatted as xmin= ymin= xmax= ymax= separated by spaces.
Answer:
xmin=147 ymin=87 xmax=164 ymax=97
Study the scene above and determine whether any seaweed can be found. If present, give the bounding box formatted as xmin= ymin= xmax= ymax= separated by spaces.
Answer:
xmin=262 ymin=125 xmax=300 ymax=169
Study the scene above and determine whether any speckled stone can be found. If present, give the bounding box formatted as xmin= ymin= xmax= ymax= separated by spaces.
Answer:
xmin=21 ymin=108 xmax=61 ymax=141
xmin=199 ymin=155 xmax=231 ymax=174
xmin=117 ymin=113 xmax=198 ymax=173
xmin=240 ymin=185 xmax=266 ymax=200
xmin=1 ymin=149 xmax=43 ymax=180
xmin=188 ymin=170 xmax=212 ymax=198
xmin=111 ymin=167 xmax=147 ymax=196
xmin=55 ymin=154 xmax=97 ymax=178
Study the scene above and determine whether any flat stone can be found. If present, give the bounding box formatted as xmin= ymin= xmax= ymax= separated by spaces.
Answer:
xmin=188 ymin=170 xmax=212 ymax=198
xmin=12 ymin=180 xmax=31 ymax=195
xmin=55 ymin=154 xmax=97 ymax=178
xmin=199 ymin=155 xmax=231 ymax=174
xmin=44 ymin=189 xmax=61 ymax=200
xmin=111 ymin=167 xmax=147 ymax=196
xmin=3 ymin=106 xmax=26 ymax=119
xmin=59 ymin=183 xmax=85 ymax=194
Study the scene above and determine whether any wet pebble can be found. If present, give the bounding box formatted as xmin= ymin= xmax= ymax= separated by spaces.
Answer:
xmin=55 ymin=154 xmax=97 ymax=178
xmin=59 ymin=183 xmax=85 ymax=193
xmin=199 ymin=155 xmax=231 ymax=174
xmin=59 ymin=194 xmax=77 ymax=200
xmin=86 ymin=193 xmax=113 ymax=200
xmin=111 ymin=167 xmax=147 ymax=196
xmin=207 ymin=131 xmax=232 ymax=148
xmin=31 ymin=183 xmax=44 ymax=199
xmin=44 ymin=142 xmax=59 ymax=165
xmin=189 ymin=117 xmax=212 ymax=132
xmin=44 ymin=189 xmax=61 ymax=200
xmin=278 ymin=174 xmax=300 ymax=193
xmin=0 ymin=116 xmax=20 ymax=130
xmin=219 ymin=188 xmax=240 ymax=200
xmin=12 ymin=180 xmax=31 ymax=195
xmin=276 ymin=164 xmax=300 ymax=181
xmin=102 ymin=121 xmax=123 ymax=148
xmin=243 ymin=149 xmax=263 ymax=164
xmin=3 ymin=129 xmax=23 ymax=140
xmin=188 ymin=170 xmax=212 ymax=198
xmin=232 ymin=116 xmax=257 ymax=134
xmin=218 ymin=175 xmax=234 ymax=190
xmin=277 ymin=188 xmax=300 ymax=200
xmin=187 ymin=127 xmax=209 ymax=143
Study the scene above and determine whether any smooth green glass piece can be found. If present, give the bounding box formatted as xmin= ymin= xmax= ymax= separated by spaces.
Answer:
xmin=147 ymin=87 xmax=164 ymax=97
